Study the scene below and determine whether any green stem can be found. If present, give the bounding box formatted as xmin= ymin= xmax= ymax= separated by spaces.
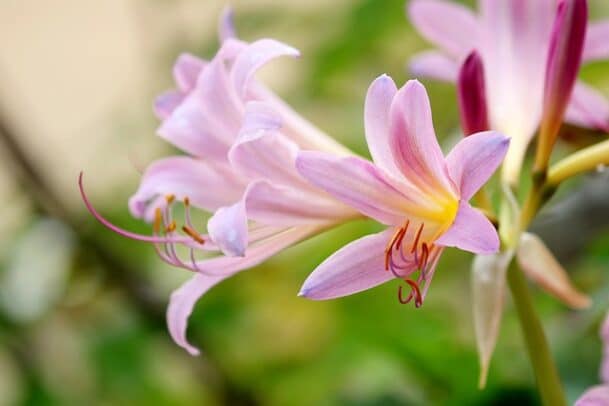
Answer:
xmin=502 ymin=165 xmax=565 ymax=405
xmin=507 ymin=263 xmax=566 ymax=406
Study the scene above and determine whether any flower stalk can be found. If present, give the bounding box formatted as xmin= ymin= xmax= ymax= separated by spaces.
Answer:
xmin=506 ymin=260 xmax=567 ymax=406
xmin=548 ymin=138 xmax=609 ymax=186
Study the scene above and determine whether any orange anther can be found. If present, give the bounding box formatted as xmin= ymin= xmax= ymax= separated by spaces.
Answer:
xmin=182 ymin=225 xmax=205 ymax=244
xmin=165 ymin=221 xmax=177 ymax=233
xmin=153 ymin=208 xmax=162 ymax=233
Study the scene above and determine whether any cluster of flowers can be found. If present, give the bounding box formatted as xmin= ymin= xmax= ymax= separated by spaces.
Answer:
xmin=80 ymin=1 xmax=609 ymax=400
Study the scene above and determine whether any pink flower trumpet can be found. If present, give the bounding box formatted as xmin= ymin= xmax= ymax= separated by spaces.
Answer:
xmin=296 ymin=77 xmax=509 ymax=305
xmin=80 ymin=9 xmax=357 ymax=355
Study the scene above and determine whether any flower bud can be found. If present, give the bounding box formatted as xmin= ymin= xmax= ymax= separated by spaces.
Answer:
xmin=458 ymin=51 xmax=489 ymax=136
xmin=535 ymin=0 xmax=588 ymax=172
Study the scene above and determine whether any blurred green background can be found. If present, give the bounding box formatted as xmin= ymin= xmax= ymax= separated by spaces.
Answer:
xmin=0 ymin=0 xmax=609 ymax=404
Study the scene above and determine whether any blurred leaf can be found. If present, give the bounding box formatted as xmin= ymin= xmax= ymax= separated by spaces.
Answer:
xmin=471 ymin=250 xmax=512 ymax=388
xmin=517 ymin=233 xmax=591 ymax=310
xmin=0 ymin=218 xmax=74 ymax=323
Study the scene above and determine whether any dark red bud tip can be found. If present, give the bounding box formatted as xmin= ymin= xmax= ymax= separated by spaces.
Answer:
xmin=457 ymin=51 xmax=489 ymax=136
xmin=536 ymin=0 xmax=588 ymax=170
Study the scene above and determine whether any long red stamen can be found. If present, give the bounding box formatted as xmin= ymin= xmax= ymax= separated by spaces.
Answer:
xmin=395 ymin=220 xmax=409 ymax=250
xmin=398 ymin=284 xmax=413 ymax=304
xmin=397 ymin=279 xmax=422 ymax=307
xmin=418 ymin=242 xmax=429 ymax=271
xmin=78 ymin=172 xmax=191 ymax=244
xmin=410 ymin=223 xmax=424 ymax=253
xmin=385 ymin=227 xmax=406 ymax=270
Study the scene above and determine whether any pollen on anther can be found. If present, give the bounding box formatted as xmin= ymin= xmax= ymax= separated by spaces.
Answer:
xmin=166 ymin=194 xmax=176 ymax=204
xmin=183 ymin=197 xmax=190 ymax=206
xmin=182 ymin=225 xmax=205 ymax=244
xmin=153 ymin=208 xmax=162 ymax=233
xmin=165 ymin=221 xmax=177 ymax=233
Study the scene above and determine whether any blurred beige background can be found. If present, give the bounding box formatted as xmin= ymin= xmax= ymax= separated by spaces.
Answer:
xmin=0 ymin=0 xmax=352 ymax=220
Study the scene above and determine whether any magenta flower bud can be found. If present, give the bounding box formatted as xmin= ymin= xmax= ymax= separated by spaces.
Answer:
xmin=536 ymin=0 xmax=588 ymax=170
xmin=457 ymin=51 xmax=489 ymax=136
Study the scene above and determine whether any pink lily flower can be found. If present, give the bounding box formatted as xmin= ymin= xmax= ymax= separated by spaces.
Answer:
xmin=408 ymin=0 xmax=609 ymax=184
xmin=296 ymin=77 xmax=509 ymax=304
xmin=80 ymin=10 xmax=357 ymax=355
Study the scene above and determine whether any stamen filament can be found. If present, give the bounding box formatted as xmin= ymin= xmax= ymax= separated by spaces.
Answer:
xmin=78 ymin=172 xmax=192 ymax=244
xmin=397 ymin=278 xmax=423 ymax=307
xmin=411 ymin=223 xmax=424 ymax=253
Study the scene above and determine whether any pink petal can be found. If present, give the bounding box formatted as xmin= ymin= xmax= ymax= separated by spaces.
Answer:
xmin=173 ymin=53 xmax=206 ymax=92
xmin=479 ymin=0 xmax=557 ymax=185
xmin=228 ymin=102 xmax=305 ymax=187
xmin=242 ymin=180 xmax=352 ymax=226
xmin=296 ymin=152 xmax=418 ymax=226
xmin=565 ymin=81 xmax=609 ymax=131
xmin=408 ymin=0 xmax=479 ymax=58
xmin=364 ymin=75 xmax=400 ymax=174
xmin=230 ymin=39 xmax=299 ymax=98
xmin=517 ymin=232 xmax=591 ymax=309
xmin=128 ymin=157 xmax=245 ymax=220
xmin=214 ymin=37 xmax=249 ymax=62
xmin=167 ymin=273 xmax=228 ymax=356
xmin=193 ymin=54 xmax=243 ymax=139
xmin=471 ymin=251 xmax=512 ymax=388
xmin=218 ymin=6 xmax=237 ymax=42
xmin=159 ymin=41 xmax=249 ymax=157
xmin=298 ymin=229 xmax=396 ymax=300
xmin=248 ymin=84 xmax=351 ymax=155
xmin=389 ymin=80 xmax=452 ymax=192
xmin=207 ymin=177 xmax=348 ymax=257
xmin=153 ymin=90 xmax=185 ymax=121
xmin=195 ymin=225 xmax=319 ymax=275
xmin=409 ymin=51 xmax=459 ymax=82
xmin=207 ymin=199 xmax=248 ymax=257
xmin=157 ymin=95 xmax=231 ymax=159
xmin=436 ymin=201 xmax=499 ymax=254
xmin=239 ymin=101 xmax=282 ymax=135
xmin=457 ymin=51 xmax=489 ymax=136
xmin=445 ymin=131 xmax=510 ymax=200
xmin=583 ymin=21 xmax=609 ymax=62
xmin=168 ymin=225 xmax=320 ymax=355
xmin=575 ymin=385 xmax=609 ymax=406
